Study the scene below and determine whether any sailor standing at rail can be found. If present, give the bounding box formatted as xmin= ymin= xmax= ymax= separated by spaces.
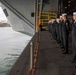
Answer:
xmin=72 ymin=12 xmax=76 ymax=64
xmin=51 ymin=19 xmax=54 ymax=36
xmin=62 ymin=13 xmax=70 ymax=54
xmin=55 ymin=18 xmax=60 ymax=44
xmin=48 ymin=20 xmax=51 ymax=32
xmin=48 ymin=20 xmax=52 ymax=33
xmin=59 ymin=16 xmax=64 ymax=48
xmin=51 ymin=19 xmax=54 ymax=38
xmin=52 ymin=19 xmax=57 ymax=40
xmin=51 ymin=19 xmax=54 ymax=37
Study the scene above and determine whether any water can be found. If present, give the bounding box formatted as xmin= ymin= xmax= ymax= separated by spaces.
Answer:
xmin=0 ymin=27 xmax=32 ymax=75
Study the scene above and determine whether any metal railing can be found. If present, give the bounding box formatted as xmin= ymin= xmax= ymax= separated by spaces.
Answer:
xmin=7 ymin=32 xmax=38 ymax=75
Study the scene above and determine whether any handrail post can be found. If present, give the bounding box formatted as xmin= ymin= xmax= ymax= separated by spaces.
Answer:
xmin=30 ymin=42 xmax=33 ymax=69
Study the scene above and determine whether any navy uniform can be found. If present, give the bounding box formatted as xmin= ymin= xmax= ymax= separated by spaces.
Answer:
xmin=51 ymin=22 xmax=53 ymax=35
xmin=59 ymin=19 xmax=64 ymax=48
xmin=62 ymin=14 xmax=70 ymax=54
xmin=49 ymin=22 xmax=52 ymax=33
xmin=48 ymin=20 xmax=51 ymax=32
xmin=55 ymin=19 xmax=60 ymax=43
xmin=53 ymin=20 xmax=57 ymax=40
xmin=48 ymin=23 xmax=51 ymax=32
xmin=72 ymin=12 xmax=76 ymax=63
xmin=51 ymin=19 xmax=56 ymax=40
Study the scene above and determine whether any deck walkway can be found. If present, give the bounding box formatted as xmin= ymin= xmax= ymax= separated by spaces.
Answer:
xmin=35 ymin=31 xmax=76 ymax=75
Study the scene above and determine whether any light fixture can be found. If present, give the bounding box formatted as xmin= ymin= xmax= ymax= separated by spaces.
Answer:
xmin=68 ymin=1 xmax=71 ymax=3
xmin=65 ymin=7 xmax=67 ymax=9
xmin=68 ymin=4 xmax=70 ymax=6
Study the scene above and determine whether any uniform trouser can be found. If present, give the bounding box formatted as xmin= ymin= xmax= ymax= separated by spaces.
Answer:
xmin=53 ymin=30 xmax=57 ymax=40
xmin=59 ymin=28 xmax=64 ymax=46
xmin=50 ymin=26 xmax=52 ymax=33
xmin=52 ymin=27 xmax=57 ymax=40
xmin=63 ymin=32 xmax=69 ymax=52
xmin=73 ymin=55 xmax=76 ymax=64
xmin=48 ymin=25 xmax=51 ymax=32
xmin=58 ymin=35 xmax=60 ymax=43
xmin=59 ymin=31 xmax=61 ymax=44
xmin=61 ymin=33 xmax=64 ymax=47
xmin=72 ymin=37 xmax=76 ymax=63
xmin=56 ymin=33 xmax=59 ymax=43
xmin=56 ymin=30 xmax=60 ymax=42
xmin=48 ymin=25 xmax=50 ymax=32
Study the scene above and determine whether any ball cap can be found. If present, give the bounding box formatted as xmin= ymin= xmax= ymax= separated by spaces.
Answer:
xmin=73 ymin=12 xmax=76 ymax=15
xmin=62 ymin=13 xmax=67 ymax=16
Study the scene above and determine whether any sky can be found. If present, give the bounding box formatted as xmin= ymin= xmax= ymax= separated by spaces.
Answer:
xmin=0 ymin=7 xmax=7 ymax=20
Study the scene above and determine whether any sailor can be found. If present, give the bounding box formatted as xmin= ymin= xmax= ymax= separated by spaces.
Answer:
xmin=51 ymin=19 xmax=54 ymax=36
xmin=52 ymin=19 xmax=57 ymax=40
xmin=72 ymin=12 xmax=76 ymax=64
xmin=48 ymin=20 xmax=51 ymax=32
xmin=59 ymin=16 xmax=64 ymax=48
xmin=62 ymin=13 xmax=70 ymax=54
xmin=48 ymin=20 xmax=52 ymax=33
xmin=55 ymin=18 xmax=60 ymax=43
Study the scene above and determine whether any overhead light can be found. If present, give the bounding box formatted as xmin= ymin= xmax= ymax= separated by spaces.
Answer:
xmin=65 ymin=7 xmax=67 ymax=9
xmin=68 ymin=4 xmax=70 ymax=6
xmin=68 ymin=1 xmax=71 ymax=3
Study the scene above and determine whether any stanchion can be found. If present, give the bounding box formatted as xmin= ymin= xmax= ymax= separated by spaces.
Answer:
xmin=28 ymin=31 xmax=41 ymax=75
xmin=28 ymin=42 xmax=34 ymax=75
xmin=30 ymin=42 xmax=33 ymax=69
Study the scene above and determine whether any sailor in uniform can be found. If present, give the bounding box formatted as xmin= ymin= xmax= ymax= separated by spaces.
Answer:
xmin=56 ymin=18 xmax=60 ymax=43
xmin=72 ymin=12 xmax=76 ymax=64
xmin=62 ymin=13 xmax=70 ymax=54
xmin=59 ymin=16 xmax=64 ymax=48
xmin=52 ymin=19 xmax=57 ymax=40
